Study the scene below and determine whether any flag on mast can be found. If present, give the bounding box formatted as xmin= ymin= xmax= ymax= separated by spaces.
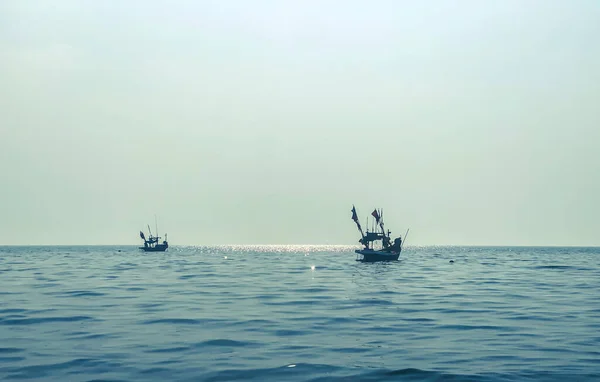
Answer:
xmin=371 ymin=209 xmax=380 ymax=223
xmin=351 ymin=205 xmax=364 ymax=235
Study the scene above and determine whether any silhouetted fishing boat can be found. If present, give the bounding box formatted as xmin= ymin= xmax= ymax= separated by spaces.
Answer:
xmin=351 ymin=205 xmax=407 ymax=262
xmin=139 ymin=217 xmax=168 ymax=252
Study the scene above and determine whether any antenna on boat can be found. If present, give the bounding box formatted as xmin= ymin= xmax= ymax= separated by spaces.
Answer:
xmin=155 ymin=214 xmax=158 ymax=239
xmin=401 ymin=228 xmax=410 ymax=250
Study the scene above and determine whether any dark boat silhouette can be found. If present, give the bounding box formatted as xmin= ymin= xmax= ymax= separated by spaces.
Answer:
xmin=139 ymin=217 xmax=168 ymax=252
xmin=351 ymin=205 xmax=408 ymax=262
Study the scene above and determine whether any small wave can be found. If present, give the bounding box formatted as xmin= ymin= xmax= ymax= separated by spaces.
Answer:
xmin=179 ymin=274 xmax=201 ymax=280
xmin=262 ymin=300 xmax=321 ymax=306
xmin=200 ymin=362 xmax=341 ymax=382
xmin=195 ymin=339 xmax=258 ymax=348
xmin=534 ymin=265 xmax=575 ymax=270
xmin=0 ymin=308 xmax=28 ymax=314
xmin=1 ymin=314 xmax=26 ymax=320
xmin=273 ymin=329 xmax=308 ymax=336
xmin=146 ymin=346 xmax=190 ymax=353
xmin=142 ymin=318 xmax=203 ymax=325
xmin=330 ymin=347 xmax=370 ymax=354
xmin=370 ymin=368 xmax=488 ymax=382
xmin=136 ymin=303 xmax=164 ymax=308
xmin=33 ymin=282 xmax=62 ymax=288
xmin=0 ymin=347 xmax=24 ymax=353
xmin=439 ymin=324 xmax=517 ymax=331
xmin=0 ymin=356 xmax=26 ymax=362
xmin=402 ymin=317 xmax=437 ymax=323
xmin=229 ymin=319 xmax=274 ymax=327
xmin=116 ymin=262 xmax=138 ymax=267
xmin=254 ymin=293 xmax=283 ymax=300
xmin=278 ymin=345 xmax=313 ymax=351
xmin=6 ymin=358 xmax=121 ymax=379
xmin=313 ymin=367 xmax=577 ymax=382
xmin=0 ymin=315 xmax=94 ymax=326
xmin=294 ymin=287 xmax=331 ymax=293
xmin=325 ymin=316 xmax=361 ymax=325
xmin=139 ymin=367 xmax=172 ymax=375
xmin=61 ymin=290 xmax=106 ymax=297
xmin=364 ymin=326 xmax=403 ymax=333
xmin=198 ymin=364 xmax=522 ymax=382
xmin=68 ymin=332 xmax=113 ymax=340
xmin=356 ymin=298 xmax=394 ymax=306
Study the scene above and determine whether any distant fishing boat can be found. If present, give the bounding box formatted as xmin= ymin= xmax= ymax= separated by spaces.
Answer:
xmin=351 ymin=205 xmax=408 ymax=262
xmin=139 ymin=216 xmax=168 ymax=252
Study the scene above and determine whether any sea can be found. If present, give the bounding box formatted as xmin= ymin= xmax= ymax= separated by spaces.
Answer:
xmin=1 ymin=245 xmax=599 ymax=382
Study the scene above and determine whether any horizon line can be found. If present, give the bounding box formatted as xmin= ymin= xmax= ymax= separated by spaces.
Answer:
xmin=1 ymin=244 xmax=599 ymax=248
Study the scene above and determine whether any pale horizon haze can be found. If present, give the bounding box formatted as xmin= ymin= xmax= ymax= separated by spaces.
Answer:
xmin=1 ymin=1 xmax=599 ymax=246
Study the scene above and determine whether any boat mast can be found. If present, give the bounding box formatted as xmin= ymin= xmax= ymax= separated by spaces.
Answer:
xmin=155 ymin=214 xmax=159 ymax=240
xmin=351 ymin=205 xmax=365 ymax=241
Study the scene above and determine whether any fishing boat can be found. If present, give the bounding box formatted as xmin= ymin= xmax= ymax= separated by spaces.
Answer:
xmin=350 ymin=205 xmax=407 ymax=262
xmin=139 ymin=217 xmax=168 ymax=252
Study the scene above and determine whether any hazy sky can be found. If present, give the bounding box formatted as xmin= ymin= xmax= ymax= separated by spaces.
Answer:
xmin=1 ymin=1 xmax=599 ymax=246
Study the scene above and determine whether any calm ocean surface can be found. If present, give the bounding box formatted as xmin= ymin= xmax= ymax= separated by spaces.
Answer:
xmin=1 ymin=245 xmax=599 ymax=381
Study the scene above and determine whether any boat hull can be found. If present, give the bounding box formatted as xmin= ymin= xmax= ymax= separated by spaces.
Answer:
xmin=139 ymin=244 xmax=168 ymax=252
xmin=355 ymin=249 xmax=400 ymax=262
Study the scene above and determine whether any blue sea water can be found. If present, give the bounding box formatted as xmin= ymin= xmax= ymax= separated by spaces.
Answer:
xmin=1 ymin=245 xmax=599 ymax=381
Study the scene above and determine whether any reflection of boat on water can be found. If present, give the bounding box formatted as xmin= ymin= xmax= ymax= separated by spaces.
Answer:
xmin=139 ymin=217 xmax=168 ymax=252
xmin=351 ymin=205 xmax=407 ymax=262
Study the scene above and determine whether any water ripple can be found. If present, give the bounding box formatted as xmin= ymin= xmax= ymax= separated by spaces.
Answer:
xmin=0 ymin=245 xmax=599 ymax=381
xmin=0 ymin=315 xmax=95 ymax=326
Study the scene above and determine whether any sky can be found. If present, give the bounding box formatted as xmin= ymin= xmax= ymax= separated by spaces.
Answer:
xmin=1 ymin=0 xmax=599 ymax=246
